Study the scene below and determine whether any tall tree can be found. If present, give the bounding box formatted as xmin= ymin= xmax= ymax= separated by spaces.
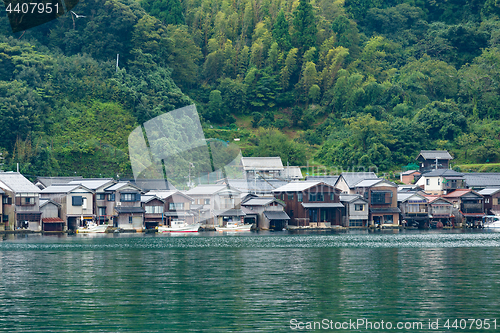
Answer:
xmin=141 ymin=0 xmax=185 ymax=25
xmin=292 ymin=0 xmax=318 ymax=54
xmin=273 ymin=9 xmax=292 ymax=51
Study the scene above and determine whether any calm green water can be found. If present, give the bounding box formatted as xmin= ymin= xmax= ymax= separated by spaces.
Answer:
xmin=1 ymin=230 xmax=500 ymax=332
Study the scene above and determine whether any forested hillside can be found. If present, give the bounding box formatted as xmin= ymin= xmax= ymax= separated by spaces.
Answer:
xmin=1 ymin=0 xmax=500 ymax=177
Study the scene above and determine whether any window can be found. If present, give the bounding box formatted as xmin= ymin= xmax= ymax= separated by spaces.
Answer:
xmin=297 ymin=193 xmax=303 ymax=202
xmin=129 ymin=216 xmax=133 ymax=224
xmin=330 ymin=193 xmax=335 ymax=201
xmin=98 ymin=207 xmax=106 ymax=216
xmin=309 ymin=193 xmax=316 ymax=201
xmin=438 ymin=179 xmax=441 ymax=186
xmin=82 ymin=197 xmax=87 ymax=209
xmin=146 ymin=206 xmax=164 ymax=214
xmin=494 ymin=198 xmax=499 ymax=206
xmin=485 ymin=198 xmax=490 ymax=204
xmin=349 ymin=219 xmax=364 ymax=227
xmin=17 ymin=197 xmax=35 ymax=206
xmin=96 ymin=193 xmax=106 ymax=200
xmin=317 ymin=193 xmax=324 ymax=202
xmin=169 ymin=203 xmax=184 ymax=210
xmin=121 ymin=193 xmax=140 ymax=202
xmin=204 ymin=198 xmax=210 ymax=205
xmin=426 ymin=179 xmax=430 ymax=185
xmin=107 ymin=193 xmax=115 ymax=201
xmin=287 ymin=193 xmax=294 ymax=200
xmin=371 ymin=192 xmax=390 ymax=204
xmin=72 ymin=196 xmax=83 ymax=206
xmin=355 ymin=204 xmax=364 ymax=211
xmin=2 ymin=215 xmax=8 ymax=222
xmin=2 ymin=197 xmax=11 ymax=205
xmin=383 ymin=215 xmax=394 ymax=224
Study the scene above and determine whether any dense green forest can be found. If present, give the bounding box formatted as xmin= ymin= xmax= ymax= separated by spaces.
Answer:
xmin=1 ymin=0 xmax=500 ymax=178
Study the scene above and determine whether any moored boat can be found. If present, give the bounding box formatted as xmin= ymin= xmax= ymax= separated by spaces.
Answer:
xmin=215 ymin=221 xmax=253 ymax=232
xmin=76 ymin=221 xmax=110 ymax=233
xmin=157 ymin=220 xmax=201 ymax=233
xmin=483 ymin=215 xmax=500 ymax=228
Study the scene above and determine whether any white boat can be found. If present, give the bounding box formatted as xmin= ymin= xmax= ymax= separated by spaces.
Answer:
xmin=157 ymin=220 xmax=201 ymax=233
xmin=215 ymin=221 xmax=253 ymax=232
xmin=483 ymin=215 xmax=500 ymax=228
xmin=76 ymin=221 xmax=110 ymax=233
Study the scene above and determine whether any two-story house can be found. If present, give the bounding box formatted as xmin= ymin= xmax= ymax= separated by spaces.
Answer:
xmin=353 ymin=179 xmax=400 ymax=227
xmin=416 ymin=150 xmax=453 ymax=172
xmin=68 ymin=178 xmax=116 ymax=225
xmin=477 ymin=188 xmax=500 ymax=215
xmin=241 ymin=196 xmax=289 ymax=230
xmin=146 ymin=190 xmax=195 ymax=227
xmin=416 ymin=169 xmax=465 ymax=195
xmin=339 ymin=194 xmax=369 ymax=227
xmin=104 ymin=182 xmax=145 ymax=231
xmin=397 ymin=192 xmax=429 ymax=228
xmin=241 ymin=156 xmax=285 ymax=179
xmin=424 ymin=195 xmax=454 ymax=227
xmin=272 ymin=181 xmax=343 ymax=227
xmin=443 ymin=189 xmax=484 ymax=227
xmin=141 ymin=195 xmax=165 ymax=230
xmin=0 ymin=172 xmax=41 ymax=231
xmin=185 ymin=185 xmax=242 ymax=227
xmin=40 ymin=184 xmax=94 ymax=230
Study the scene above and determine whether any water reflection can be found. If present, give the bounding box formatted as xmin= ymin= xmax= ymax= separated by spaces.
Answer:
xmin=1 ymin=232 xmax=500 ymax=331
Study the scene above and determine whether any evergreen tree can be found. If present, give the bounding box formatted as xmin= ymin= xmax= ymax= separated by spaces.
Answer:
xmin=141 ymin=0 xmax=185 ymax=25
xmin=273 ymin=10 xmax=292 ymax=51
xmin=292 ymin=0 xmax=317 ymax=54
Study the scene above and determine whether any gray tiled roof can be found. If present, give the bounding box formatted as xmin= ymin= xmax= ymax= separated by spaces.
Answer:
xmin=68 ymin=179 xmax=115 ymax=190
xmin=477 ymin=188 xmax=500 ymax=196
xmin=264 ymin=211 xmax=290 ymax=220
xmin=241 ymin=157 xmax=284 ymax=170
xmin=0 ymin=172 xmax=41 ymax=193
xmin=422 ymin=169 xmax=463 ymax=177
xmin=241 ymin=197 xmax=279 ymax=206
xmin=340 ymin=172 xmax=379 ymax=188
xmin=417 ymin=150 xmax=453 ymax=160
xmin=36 ymin=176 xmax=82 ymax=188
xmin=463 ymin=173 xmax=500 ymax=188
xmin=273 ymin=181 xmax=322 ymax=192
xmin=305 ymin=176 xmax=339 ymax=187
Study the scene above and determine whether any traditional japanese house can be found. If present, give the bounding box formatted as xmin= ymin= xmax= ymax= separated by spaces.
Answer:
xmin=416 ymin=150 xmax=453 ymax=172
xmin=35 ymin=176 xmax=83 ymax=190
xmin=0 ymin=172 xmax=42 ymax=231
xmin=397 ymin=192 xmax=429 ymax=228
xmin=105 ymin=182 xmax=145 ymax=231
xmin=40 ymin=199 xmax=64 ymax=232
xmin=272 ymin=182 xmax=343 ymax=227
xmin=353 ymin=179 xmax=400 ymax=227
xmin=339 ymin=194 xmax=369 ymax=227
xmin=241 ymin=156 xmax=285 ymax=179
xmin=443 ymin=189 xmax=484 ymax=227
xmin=415 ymin=169 xmax=465 ymax=195
xmin=40 ymin=184 xmax=94 ymax=231
xmin=146 ymin=190 xmax=195 ymax=227
xmin=477 ymin=188 xmax=500 ymax=215
xmin=241 ymin=196 xmax=289 ymax=230
xmin=185 ymin=184 xmax=242 ymax=227
xmin=141 ymin=195 xmax=165 ymax=230
xmin=424 ymin=195 xmax=454 ymax=227
xmin=68 ymin=178 xmax=116 ymax=225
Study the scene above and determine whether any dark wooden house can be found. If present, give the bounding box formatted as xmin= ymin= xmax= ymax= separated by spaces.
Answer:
xmin=272 ymin=181 xmax=343 ymax=227
xmin=443 ymin=189 xmax=484 ymax=227
xmin=416 ymin=150 xmax=453 ymax=173
xmin=353 ymin=179 xmax=400 ymax=226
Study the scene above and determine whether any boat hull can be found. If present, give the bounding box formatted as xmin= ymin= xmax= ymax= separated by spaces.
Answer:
xmin=157 ymin=223 xmax=201 ymax=233
xmin=215 ymin=224 xmax=253 ymax=232
xmin=76 ymin=225 xmax=110 ymax=233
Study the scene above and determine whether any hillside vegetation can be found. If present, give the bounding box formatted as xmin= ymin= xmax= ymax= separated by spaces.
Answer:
xmin=1 ymin=0 xmax=500 ymax=177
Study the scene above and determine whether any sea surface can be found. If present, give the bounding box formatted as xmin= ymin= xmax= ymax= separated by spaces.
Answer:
xmin=1 ymin=229 xmax=500 ymax=332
